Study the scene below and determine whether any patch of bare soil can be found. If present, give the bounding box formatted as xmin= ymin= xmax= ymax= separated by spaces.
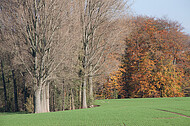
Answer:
xmin=89 ymin=105 xmax=100 ymax=108
xmin=156 ymin=109 xmax=190 ymax=118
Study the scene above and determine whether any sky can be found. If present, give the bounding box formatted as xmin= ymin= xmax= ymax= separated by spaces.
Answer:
xmin=130 ymin=0 xmax=190 ymax=35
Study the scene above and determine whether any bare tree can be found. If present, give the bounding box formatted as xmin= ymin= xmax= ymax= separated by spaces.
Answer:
xmin=0 ymin=0 xmax=68 ymax=113
xmin=19 ymin=0 xmax=68 ymax=113
xmin=77 ymin=0 xmax=129 ymax=108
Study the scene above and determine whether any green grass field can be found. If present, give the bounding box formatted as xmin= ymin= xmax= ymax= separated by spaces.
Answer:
xmin=0 ymin=97 xmax=190 ymax=126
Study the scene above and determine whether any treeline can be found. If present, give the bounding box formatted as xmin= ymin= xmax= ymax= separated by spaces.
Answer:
xmin=0 ymin=0 xmax=128 ymax=113
xmin=99 ymin=16 xmax=190 ymax=99
xmin=0 ymin=0 xmax=189 ymax=114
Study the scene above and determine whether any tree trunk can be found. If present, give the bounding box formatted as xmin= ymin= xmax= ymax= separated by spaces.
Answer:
xmin=51 ymin=91 xmax=54 ymax=112
xmin=62 ymin=83 xmax=65 ymax=111
xmin=41 ymin=85 xmax=46 ymax=113
xmin=36 ymin=82 xmax=49 ymax=113
xmin=83 ymin=74 xmax=87 ymax=109
xmin=89 ymin=64 xmax=94 ymax=107
xmin=12 ymin=70 xmax=18 ymax=112
xmin=69 ymin=94 xmax=72 ymax=110
xmin=1 ymin=60 xmax=7 ymax=112
xmin=22 ymin=72 xmax=27 ymax=111
xmin=79 ymin=83 xmax=82 ymax=109
xmin=62 ymin=80 xmax=65 ymax=111
xmin=46 ymin=83 xmax=49 ymax=112
xmin=34 ymin=87 xmax=41 ymax=113
xmin=71 ymin=89 xmax=75 ymax=110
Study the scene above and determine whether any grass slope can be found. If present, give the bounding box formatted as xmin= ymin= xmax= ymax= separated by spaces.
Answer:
xmin=0 ymin=97 xmax=190 ymax=126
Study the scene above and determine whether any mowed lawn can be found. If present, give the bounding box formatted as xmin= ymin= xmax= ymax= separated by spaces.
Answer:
xmin=0 ymin=97 xmax=190 ymax=126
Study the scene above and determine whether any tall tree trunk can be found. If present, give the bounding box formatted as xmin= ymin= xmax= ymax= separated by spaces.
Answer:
xmin=51 ymin=90 xmax=54 ymax=112
xmin=36 ymin=82 xmax=49 ymax=113
xmin=89 ymin=64 xmax=94 ymax=107
xmin=22 ymin=72 xmax=27 ymax=111
xmin=71 ymin=89 xmax=75 ymax=110
xmin=54 ymin=87 xmax=57 ymax=111
xmin=40 ymin=83 xmax=49 ymax=113
xmin=62 ymin=83 xmax=65 ymax=111
xmin=12 ymin=70 xmax=18 ymax=112
xmin=69 ymin=93 xmax=72 ymax=110
xmin=41 ymin=85 xmax=46 ymax=113
xmin=79 ymin=83 xmax=82 ymax=109
xmin=83 ymin=74 xmax=87 ymax=109
xmin=1 ymin=60 xmax=7 ymax=112
xmin=46 ymin=83 xmax=49 ymax=112
xmin=34 ymin=87 xmax=41 ymax=113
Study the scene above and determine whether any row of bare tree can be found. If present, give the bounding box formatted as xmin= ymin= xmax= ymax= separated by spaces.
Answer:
xmin=0 ymin=0 xmax=130 ymax=113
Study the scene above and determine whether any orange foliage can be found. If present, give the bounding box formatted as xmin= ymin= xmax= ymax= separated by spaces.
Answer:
xmin=99 ymin=71 xmax=123 ymax=99
xmin=100 ymin=16 xmax=189 ymax=98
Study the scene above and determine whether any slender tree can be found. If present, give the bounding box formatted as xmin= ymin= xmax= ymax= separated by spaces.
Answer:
xmin=1 ymin=60 xmax=7 ymax=111
xmin=78 ymin=0 xmax=128 ymax=108
xmin=12 ymin=70 xmax=18 ymax=111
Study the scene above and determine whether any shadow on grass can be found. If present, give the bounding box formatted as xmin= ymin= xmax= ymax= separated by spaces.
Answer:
xmin=0 ymin=107 xmax=30 ymax=116
xmin=0 ymin=104 xmax=101 ymax=115
xmin=0 ymin=111 xmax=30 ymax=116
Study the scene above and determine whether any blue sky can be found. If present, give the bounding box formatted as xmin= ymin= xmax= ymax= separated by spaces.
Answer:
xmin=130 ymin=0 xmax=190 ymax=35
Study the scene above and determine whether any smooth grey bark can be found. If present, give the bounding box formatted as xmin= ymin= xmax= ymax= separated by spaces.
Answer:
xmin=40 ymin=83 xmax=49 ymax=113
xmin=71 ymin=89 xmax=75 ymax=110
xmin=82 ymin=74 xmax=87 ymax=109
xmin=89 ymin=64 xmax=94 ymax=106
xmin=62 ymin=83 xmax=65 ymax=111
xmin=34 ymin=56 xmax=41 ymax=113
xmin=46 ymin=83 xmax=49 ymax=112
xmin=12 ymin=70 xmax=18 ymax=112
xmin=79 ymin=83 xmax=82 ymax=109
xmin=1 ymin=60 xmax=7 ymax=112
xmin=34 ymin=87 xmax=41 ymax=113
xmin=41 ymin=85 xmax=46 ymax=113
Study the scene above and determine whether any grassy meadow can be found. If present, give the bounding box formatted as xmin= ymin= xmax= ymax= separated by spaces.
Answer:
xmin=0 ymin=97 xmax=190 ymax=126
